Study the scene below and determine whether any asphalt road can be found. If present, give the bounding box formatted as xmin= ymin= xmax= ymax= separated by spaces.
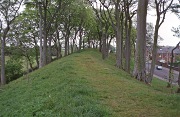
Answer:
xmin=146 ymin=63 xmax=179 ymax=84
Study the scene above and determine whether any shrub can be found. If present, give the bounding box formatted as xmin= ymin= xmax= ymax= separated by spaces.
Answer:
xmin=5 ymin=58 xmax=23 ymax=83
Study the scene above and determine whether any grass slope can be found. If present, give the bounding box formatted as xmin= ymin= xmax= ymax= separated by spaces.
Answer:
xmin=0 ymin=49 xmax=180 ymax=117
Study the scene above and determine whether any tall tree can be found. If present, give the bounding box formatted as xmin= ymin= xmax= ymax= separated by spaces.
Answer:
xmin=113 ymin=0 xmax=123 ymax=68
xmin=33 ymin=0 xmax=63 ymax=67
xmin=171 ymin=1 xmax=180 ymax=91
xmin=133 ymin=0 xmax=149 ymax=82
xmin=88 ymin=0 xmax=112 ymax=59
xmin=147 ymin=0 xmax=173 ymax=84
xmin=98 ymin=0 xmax=124 ymax=67
xmin=123 ymin=0 xmax=137 ymax=73
xmin=0 ymin=0 xmax=23 ymax=85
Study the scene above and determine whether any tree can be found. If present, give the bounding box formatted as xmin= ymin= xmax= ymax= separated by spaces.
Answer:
xmin=0 ymin=0 xmax=23 ymax=85
xmin=88 ymin=0 xmax=113 ymax=59
xmin=171 ymin=2 xmax=180 ymax=91
xmin=147 ymin=0 xmax=173 ymax=84
xmin=133 ymin=0 xmax=149 ymax=82
xmin=123 ymin=0 xmax=137 ymax=73
xmin=167 ymin=42 xmax=180 ymax=92
xmin=95 ymin=0 xmax=124 ymax=67
xmin=8 ymin=7 xmax=40 ymax=69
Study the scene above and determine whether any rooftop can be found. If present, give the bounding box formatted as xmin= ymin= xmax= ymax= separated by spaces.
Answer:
xmin=157 ymin=46 xmax=180 ymax=54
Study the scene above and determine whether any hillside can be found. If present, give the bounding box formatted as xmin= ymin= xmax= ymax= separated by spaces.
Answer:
xmin=0 ymin=49 xmax=180 ymax=117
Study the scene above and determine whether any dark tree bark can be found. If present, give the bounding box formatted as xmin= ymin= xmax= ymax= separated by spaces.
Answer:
xmin=102 ymin=33 xmax=107 ymax=59
xmin=1 ymin=27 xmax=9 ymax=85
xmin=42 ymin=0 xmax=48 ymax=66
xmin=124 ymin=0 xmax=137 ymax=73
xmin=79 ymin=29 xmax=83 ymax=51
xmin=114 ymin=0 xmax=123 ymax=68
xmin=54 ymin=32 xmax=59 ymax=58
xmin=38 ymin=3 xmax=43 ymax=68
xmin=133 ymin=0 xmax=149 ymax=82
xmin=64 ymin=34 xmax=69 ymax=56
xmin=47 ymin=35 xmax=52 ymax=63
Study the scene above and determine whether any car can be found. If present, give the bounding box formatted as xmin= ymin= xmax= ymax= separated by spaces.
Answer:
xmin=156 ymin=65 xmax=162 ymax=70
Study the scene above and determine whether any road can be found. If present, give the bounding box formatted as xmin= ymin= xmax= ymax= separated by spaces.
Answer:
xmin=146 ymin=63 xmax=179 ymax=84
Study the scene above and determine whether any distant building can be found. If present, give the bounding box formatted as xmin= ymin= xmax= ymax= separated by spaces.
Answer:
xmin=146 ymin=46 xmax=180 ymax=68
xmin=157 ymin=46 xmax=180 ymax=64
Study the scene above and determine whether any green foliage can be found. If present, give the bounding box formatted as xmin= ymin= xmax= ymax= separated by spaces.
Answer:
xmin=5 ymin=57 xmax=23 ymax=83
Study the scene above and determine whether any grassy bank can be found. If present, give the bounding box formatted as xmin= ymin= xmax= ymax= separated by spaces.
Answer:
xmin=0 ymin=49 xmax=180 ymax=117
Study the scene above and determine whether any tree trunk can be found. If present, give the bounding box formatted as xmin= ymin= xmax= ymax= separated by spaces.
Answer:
xmin=39 ymin=4 xmax=43 ymax=68
xmin=33 ymin=37 xmax=39 ymax=68
xmin=125 ymin=15 xmax=131 ymax=73
xmin=54 ymin=38 xmax=58 ymax=58
xmin=42 ymin=5 xmax=48 ymax=66
xmin=147 ymin=17 xmax=160 ymax=83
xmin=177 ymin=64 xmax=180 ymax=93
xmin=71 ymin=44 xmax=73 ymax=54
xmin=68 ymin=37 xmax=70 ymax=55
xmin=1 ymin=26 xmax=9 ymax=85
xmin=58 ymin=42 xmax=62 ymax=58
xmin=41 ymin=0 xmax=50 ymax=66
xmin=47 ymin=35 xmax=52 ymax=63
xmin=56 ymin=28 xmax=62 ymax=58
xmin=79 ymin=29 xmax=82 ymax=51
xmin=133 ymin=0 xmax=148 ymax=82
xmin=65 ymin=36 xmax=68 ymax=56
xmin=98 ymin=31 xmax=102 ymax=52
xmin=26 ymin=54 xmax=33 ymax=71
xmin=72 ymin=29 xmax=78 ymax=53
xmin=167 ymin=42 xmax=180 ymax=88
xmin=115 ymin=29 xmax=122 ymax=68
xmin=102 ymin=33 xmax=107 ymax=59
xmin=124 ymin=0 xmax=133 ymax=73
xmin=64 ymin=26 xmax=70 ymax=56
xmin=72 ymin=40 xmax=75 ymax=53
xmin=1 ymin=35 xmax=6 ymax=85
xmin=115 ymin=0 xmax=122 ymax=68
xmin=43 ymin=31 xmax=47 ymax=66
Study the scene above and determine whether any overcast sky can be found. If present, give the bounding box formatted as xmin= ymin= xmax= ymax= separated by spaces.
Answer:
xmin=147 ymin=1 xmax=180 ymax=47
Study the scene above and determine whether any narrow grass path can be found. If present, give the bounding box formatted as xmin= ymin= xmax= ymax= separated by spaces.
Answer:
xmin=72 ymin=49 xmax=180 ymax=117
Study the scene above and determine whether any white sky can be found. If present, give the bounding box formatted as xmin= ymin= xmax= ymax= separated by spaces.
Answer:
xmin=147 ymin=2 xmax=180 ymax=47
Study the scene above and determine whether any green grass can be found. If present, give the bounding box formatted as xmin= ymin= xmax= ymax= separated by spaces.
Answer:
xmin=0 ymin=49 xmax=180 ymax=117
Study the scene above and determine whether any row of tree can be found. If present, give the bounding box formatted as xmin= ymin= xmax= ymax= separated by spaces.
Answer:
xmin=0 ymin=0 xmax=179 ymax=90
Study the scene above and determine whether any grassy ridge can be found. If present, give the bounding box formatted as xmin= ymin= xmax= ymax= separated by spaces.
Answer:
xmin=0 ymin=49 xmax=180 ymax=117
xmin=0 ymin=50 xmax=109 ymax=117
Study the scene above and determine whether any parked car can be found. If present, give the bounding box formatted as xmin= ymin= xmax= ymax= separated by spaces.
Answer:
xmin=156 ymin=65 xmax=162 ymax=70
